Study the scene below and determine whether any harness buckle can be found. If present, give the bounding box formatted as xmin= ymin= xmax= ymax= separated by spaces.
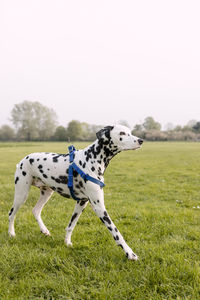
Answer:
xmin=68 ymin=145 xmax=75 ymax=153
xmin=68 ymin=145 xmax=76 ymax=163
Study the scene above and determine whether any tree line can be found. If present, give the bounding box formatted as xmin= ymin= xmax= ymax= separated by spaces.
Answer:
xmin=0 ymin=101 xmax=200 ymax=141
xmin=132 ymin=117 xmax=200 ymax=141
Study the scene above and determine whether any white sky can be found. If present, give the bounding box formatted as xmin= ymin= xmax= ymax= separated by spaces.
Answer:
xmin=0 ymin=0 xmax=200 ymax=129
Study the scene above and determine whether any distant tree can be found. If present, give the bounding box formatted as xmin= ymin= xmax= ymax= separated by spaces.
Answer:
xmin=187 ymin=120 xmax=197 ymax=128
xmin=11 ymin=101 xmax=57 ymax=141
xmin=182 ymin=131 xmax=196 ymax=141
xmin=66 ymin=120 xmax=83 ymax=141
xmin=0 ymin=125 xmax=15 ymax=141
xmin=164 ymin=123 xmax=174 ymax=131
xmin=167 ymin=130 xmax=183 ymax=141
xmin=145 ymin=130 xmax=167 ymax=141
xmin=174 ymin=125 xmax=182 ymax=131
xmin=181 ymin=120 xmax=197 ymax=132
xmin=167 ymin=130 xmax=196 ymax=141
xmin=81 ymin=122 xmax=91 ymax=140
xmin=143 ymin=116 xmax=161 ymax=131
xmin=193 ymin=122 xmax=200 ymax=133
xmin=132 ymin=124 xmax=143 ymax=132
xmin=53 ymin=126 xmax=67 ymax=141
xmin=132 ymin=123 xmax=145 ymax=138
xmin=81 ymin=122 xmax=103 ymax=141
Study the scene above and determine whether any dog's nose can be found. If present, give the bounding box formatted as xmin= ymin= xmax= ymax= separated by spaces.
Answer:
xmin=138 ymin=139 xmax=143 ymax=145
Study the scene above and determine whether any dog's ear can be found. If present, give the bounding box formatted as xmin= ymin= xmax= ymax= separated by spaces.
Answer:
xmin=96 ymin=126 xmax=114 ymax=140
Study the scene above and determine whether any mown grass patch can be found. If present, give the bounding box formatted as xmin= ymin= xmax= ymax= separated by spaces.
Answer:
xmin=0 ymin=141 xmax=200 ymax=299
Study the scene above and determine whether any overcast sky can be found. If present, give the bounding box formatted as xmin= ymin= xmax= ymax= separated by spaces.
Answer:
xmin=0 ymin=0 xmax=200 ymax=129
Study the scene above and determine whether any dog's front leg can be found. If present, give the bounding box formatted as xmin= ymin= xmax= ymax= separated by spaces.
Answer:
xmin=65 ymin=200 xmax=88 ymax=246
xmin=88 ymin=187 xmax=138 ymax=260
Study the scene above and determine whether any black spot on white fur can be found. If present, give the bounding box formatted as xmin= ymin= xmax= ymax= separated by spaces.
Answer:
xmin=69 ymin=213 xmax=78 ymax=227
xmin=29 ymin=158 xmax=34 ymax=165
xmin=9 ymin=207 xmax=14 ymax=216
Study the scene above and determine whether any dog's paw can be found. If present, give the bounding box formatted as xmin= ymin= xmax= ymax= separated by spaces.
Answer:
xmin=8 ymin=231 xmax=16 ymax=238
xmin=41 ymin=229 xmax=51 ymax=236
xmin=65 ymin=239 xmax=73 ymax=247
xmin=126 ymin=252 xmax=138 ymax=261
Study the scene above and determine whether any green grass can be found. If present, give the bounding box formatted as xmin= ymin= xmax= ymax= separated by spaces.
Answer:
xmin=0 ymin=141 xmax=200 ymax=299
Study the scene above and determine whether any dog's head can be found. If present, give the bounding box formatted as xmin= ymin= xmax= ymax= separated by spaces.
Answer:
xmin=96 ymin=125 xmax=143 ymax=151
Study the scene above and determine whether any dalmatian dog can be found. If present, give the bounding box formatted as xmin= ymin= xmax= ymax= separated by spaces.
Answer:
xmin=8 ymin=125 xmax=143 ymax=260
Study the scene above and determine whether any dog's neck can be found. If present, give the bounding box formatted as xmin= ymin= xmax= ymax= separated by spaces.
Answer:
xmin=83 ymin=138 xmax=120 ymax=178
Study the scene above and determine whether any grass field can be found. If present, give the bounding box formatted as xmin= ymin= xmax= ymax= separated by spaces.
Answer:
xmin=0 ymin=141 xmax=200 ymax=299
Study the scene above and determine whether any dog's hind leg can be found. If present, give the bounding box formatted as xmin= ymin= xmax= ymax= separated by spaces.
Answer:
xmin=8 ymin=172 xmax=32 ymax=237
xmin=32 ymin=187 xmax=54 ymax=236
xmin=65 ymin=200 xmax=88 ymax=246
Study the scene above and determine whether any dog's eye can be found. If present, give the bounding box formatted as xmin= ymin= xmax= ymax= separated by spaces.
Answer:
xmin=119 ymin=132 xmax=126 ymax=136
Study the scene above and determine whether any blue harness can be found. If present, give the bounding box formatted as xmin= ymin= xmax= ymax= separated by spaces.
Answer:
xmin=67 ymin=145 xmax=105 ymax=201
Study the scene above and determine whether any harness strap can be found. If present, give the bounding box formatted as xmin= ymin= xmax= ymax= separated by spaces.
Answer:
xmin=67 ymin=145 xmax=105 ymax=201
xmin=69 ymin=145 xmax=76 ymax=163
